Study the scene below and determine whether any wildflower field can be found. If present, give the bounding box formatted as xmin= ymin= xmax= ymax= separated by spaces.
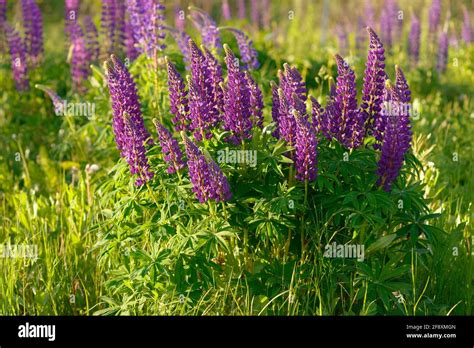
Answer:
xmin=0 ymin=0 xmax=472 ymax=317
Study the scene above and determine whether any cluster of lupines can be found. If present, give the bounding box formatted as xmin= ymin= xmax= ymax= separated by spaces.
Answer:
xmin=126 ymin=0 xmax=166 ymax=58
xmin=183 ymin=135 xmax=232 ymax=203
xmin=269 ymin=26 xmax=412 ymax=189
xmin=106 ymin=54 xmax=154 ymax=186
xmin=21 ymin=0 xmax=43 ymax=66
xmin=5 ymin=24 xmax=29 ymax=91
xmin=2 ymin=0 xmax=43 ymax=90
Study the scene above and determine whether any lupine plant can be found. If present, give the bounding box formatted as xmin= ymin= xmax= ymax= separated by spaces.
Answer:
xmin=0 ymin=0 xmax=472 ymax=318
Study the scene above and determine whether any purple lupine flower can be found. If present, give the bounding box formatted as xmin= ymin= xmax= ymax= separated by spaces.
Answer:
xmin=21 ymin=0 xmax=43 ymax=66
xmin=332 ymin=54 xmax=361 ymax=149
xmin=462 ymin=7 xmax=472 ymax=43
xmin=203 ymin=46 xmax=224 ymax=117
xmin=174 ymin=5 xmax=185 ymax=32
xmin=376 ymin=66 xmax=410 ymax=151
xmin=222 ymin=0 xmax=231 ymax=21
xmin=275 ymin=64 xmax=307 ymax=146
xmin=262 ymin=0 xmax=270 ymax=29
xmin=0 ymin=0 xmax=6 ymax=29
xmin=70 ymin=23 xmax=90 ymax=92
xmin=5 ymin=24 xmax=29 ymax=91
xmin=376 ymin=80 xmax=412 ymax=191
xmin=207 ymin=157 xmax=232 ymax=202
xmin=270 ymin=81 xmax=280 ymax=138
xmin=428 ymin=0 xmax=441 ymax=34
xmin=0 ymin=0 xmax=6 ymax=55
xmin=408 ymin=14 xmax=421 ymax=63
xmin=449 ymin=30 xmax=459 ymax=50
xmin=225 ymin=27 xmax=259 ymax=70
xmin=153 ymin=120 xmax=185 ymax=174
xmin=35 ymin=85 xmax=65 ymax=115
xmin=106 ymin=54 xmax=154 ymax=186
xmin=364 ymin=0 xmax=375 ymax=28
xmin=65 ymin=0 xmax=80 ymax=41
xmin=380 ymin=8 xmax=392 ymax=48
xmin=281 ymin=63 xmax=307 ymax=115
xmin=101 ymin=0 xmax=116 ymax=56
xmin=183 ymin=136 xmax=232 ymax=203
xmin=336 ymin=25 xmax=348 ymax=53
xmin=115 ymin=0 xmax=126 ymax=53
xmin=356 ymin=17 xmax=365 ymax=51
xmin=395 ymin=65 xmax=411 ymax=104
xmin=293 ymin=108 xmax=318 ymax=182
xmin=163 ymin=26 xmax=191 ymax=65
xmin=238 ymin=0 xmax=246 ymax=19
xmin=126 ymin=0 xmax=166 ymax=58
xmin=188 ymin=39 xmax=216 ymax=141
xmin=84 ymin=16 xmax=99 ymax=62
xmin=276 ymin=87 xmax=296 ymax=146
xmin=310 ymin=96 xmax=329 ymax=137
xmin=360 ymin=27 xmax=386 ymax=144
xmin=437 ymin=29 xmax=448 ymax=73
xmin=188 ymin=7 xmax=221 ymax=54
xmin=166 ymin=58 xmax=189 ymax=131
xmin=222 ymin=44 xmax=253 ymax=144
xmin=251 ymin=0 xmax=260 ymax=28
xmin=245 ymin=71 xmax=264 ymax=128
xmin=124 ymin=15 xmax=140 ymax=60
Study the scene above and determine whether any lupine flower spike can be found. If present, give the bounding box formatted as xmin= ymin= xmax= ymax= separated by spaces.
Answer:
xmin=153 ymin=119 xmax=185 ymax=174
xmin=332 ymin=54 xmax=361 ymax=149
xmin=293 ymin=108 xmax=318 ymax=182
xmin=183 ymin=134 xmax=231 ymax=203
xmin=5 ymin=24 xmax=29 ymax=91
xmin=376 ymin=79 xmax=412 ymax=191
xmin=360 ymin=27 xmax=386 ymax=145
xmin=188 ymin=39 xmax=217 ymax=141
xmin=166 ymin=57 xmax=189 ymax=131
xmin=106 ymin=54 xmax=154 ymax=186
xmin=222 ymin=44 xmax=253 ymax=144
xmin=408 ymin=14 xmax=421 ymax=63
